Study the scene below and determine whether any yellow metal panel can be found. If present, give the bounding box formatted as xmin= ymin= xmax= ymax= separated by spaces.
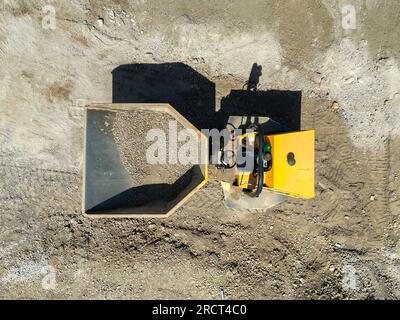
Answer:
xmin=237 ymin=171 xmax=251 ymax=188
xmin=269 ymin=130 xmax=315 ymax=198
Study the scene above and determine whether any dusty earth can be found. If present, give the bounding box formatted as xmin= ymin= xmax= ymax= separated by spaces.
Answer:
xmin=1 ymin=0 xmax=400 ymax=299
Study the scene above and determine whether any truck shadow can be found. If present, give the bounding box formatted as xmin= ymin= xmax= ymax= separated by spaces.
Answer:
xmin=112 ymin=63 xmax=222 ymax=130
xmin=112 ymin=62 xmax=301 ymax=131
xmin=220 ymin=89 xmax=301 ymax=131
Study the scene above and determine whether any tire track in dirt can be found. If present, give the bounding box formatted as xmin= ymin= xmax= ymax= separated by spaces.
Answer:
xmin=0 ymin=158 xmax=80 ymax=182
xmin=386 ymin=137 xmax=400 ymax=249
xmin=363 ymin=141 xmax=390 ymax=244
xmin=278 ymin=99 xmax=392 ymax=254
xmin=0 ymin=159 xmax=82 ymax=273
xmin=303 ymin=100 xmax=360 ymax=221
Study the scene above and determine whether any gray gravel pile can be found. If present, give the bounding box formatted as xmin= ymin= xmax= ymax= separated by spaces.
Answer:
xmin=112 ymin=110 xmax=194 ymax=202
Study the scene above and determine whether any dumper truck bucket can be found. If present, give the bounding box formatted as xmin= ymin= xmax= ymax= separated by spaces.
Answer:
xmin=82 ymin=103 xmax=208 ymax=218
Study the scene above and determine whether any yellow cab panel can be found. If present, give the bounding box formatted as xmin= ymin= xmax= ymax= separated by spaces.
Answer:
xmin=267 ymin=130 xmax=315 ymax=198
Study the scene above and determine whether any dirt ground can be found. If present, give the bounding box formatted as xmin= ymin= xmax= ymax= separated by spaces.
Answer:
xmin=1 ymin=0 xmax=400 ymax=299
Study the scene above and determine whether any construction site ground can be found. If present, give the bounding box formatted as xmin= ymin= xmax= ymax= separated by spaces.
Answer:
xmin=1 ymin=0 xmax=400 ymax=299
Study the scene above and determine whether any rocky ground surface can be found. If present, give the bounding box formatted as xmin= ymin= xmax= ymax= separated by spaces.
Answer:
xmin=0 ymin=0 xmax=400 ymax=299
xmin=113 ymin=110 xmax=192 ymax=187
